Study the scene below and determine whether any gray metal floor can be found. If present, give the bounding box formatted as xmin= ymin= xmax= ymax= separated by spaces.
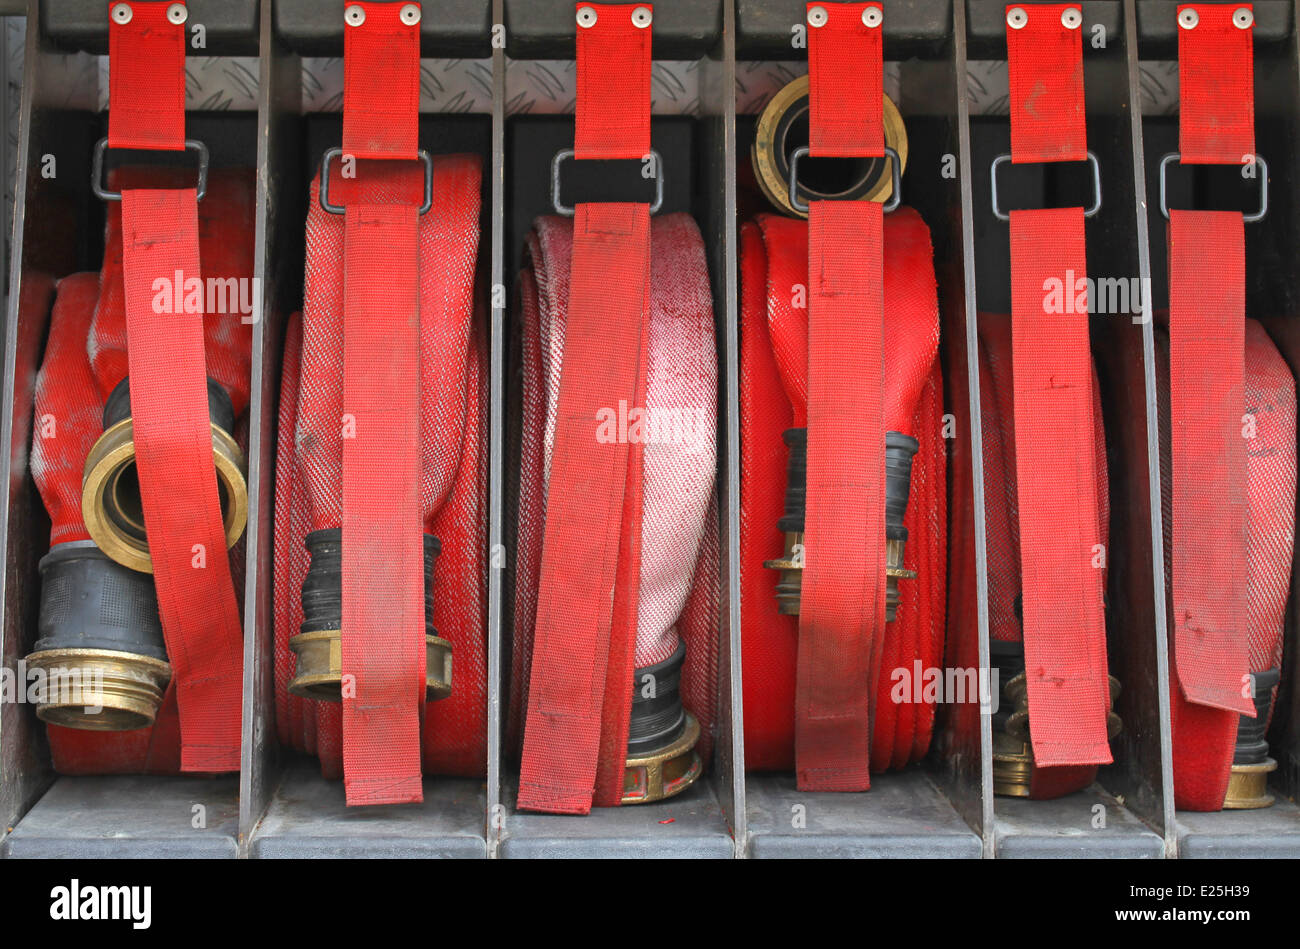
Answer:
xmin=993 ymin=784 xmax=1164 ymax=858
xmin=1 ymin=774 xmax=240 ymax=858
xmin=1175 ymin=793 xmax=1300 ymax=858
xmin=247 ymin=757 xmax=487 ymax=858
xmin=745 ymin=769 xmax=982 ymax=858
xmin=499 ymin=776 xmax=733 ymax=858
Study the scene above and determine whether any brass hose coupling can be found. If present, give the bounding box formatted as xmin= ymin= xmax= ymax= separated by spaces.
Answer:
xmin=990 ymin=641 xmax=1122 ymax=797
xmin=82 ymin=376 xmax=248 ymax=574
xmin=288 ymin=528 xmax=452 ymax=703
xmin=24 ymin=540 xmax=171 ymax=730
xmin=622 ymin=640 xmax=703 ymax=804
xmin=752 ymin=74 xmax=908 ymax=219
xmin=764 ymin=428 xmax=919 ymax=619
xmin=1224 ymin=667 xmax=1281 ymax=809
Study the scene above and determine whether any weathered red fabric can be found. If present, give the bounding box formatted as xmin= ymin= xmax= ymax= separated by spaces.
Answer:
xmin=739 ymin=208 xmax=946 ymax=775
xmin=271 ymin=157 xmax=488 ymax=779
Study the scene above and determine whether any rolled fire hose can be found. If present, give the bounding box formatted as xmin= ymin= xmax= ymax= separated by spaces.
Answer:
xmin=272 ymin=157 xmax=489 ymax=781
xmin=739 ymin=40 xmax=946 ymax=780
xmin=509 ymin=212 xmax=720 ymax=805
xmin=25 ymin=166 xmax=255 ymax=772
xmin=977 ymin=314 xmax=1117 ymax=798
xmin=1160 ymin=320 xmax=1295 ymax=810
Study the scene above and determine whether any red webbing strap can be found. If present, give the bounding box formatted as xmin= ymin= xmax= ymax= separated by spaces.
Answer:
xmin=107 ymin=1 xmax=186 ymax=150
xmin=1006 ymin=4 xmax=1111 ymax=767
xmin=111 ymin=1 xmax=242 ymax=772
xmin=517 ymin=3 xmax=652 ymax=814
xmin=338 ymin=1 xmax=426 ymax=805
xmin=795 ymin=1 xmax=883 ymax=791
xmin=1169 ymin=3 xmax=1254 ymax=716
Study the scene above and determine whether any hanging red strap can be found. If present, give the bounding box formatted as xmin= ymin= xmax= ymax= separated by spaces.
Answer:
xmin=517 ymin=2 xmax=653 ymax=814
xmin=109 ymin=0 xmax=242 ymax=772
xmin=337 ymin=0 xmax=427 ymax=805
xmin=794 ymin=1 xmax=884 ymax=791
xmin=1004 ymin=3 xmax=1111 ymax=767
xmin=1169 ymin=4 xmax=1254 ymax=716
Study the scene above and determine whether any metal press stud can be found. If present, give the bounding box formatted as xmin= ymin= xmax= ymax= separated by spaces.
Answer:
xmin=577 ymin=5 xmax=597 ymax=27
xmin=1061 ymin=7 xmax=1081 ymax=29
xmin=400 ymin=3 xmax=421 ymax=26
xmin=1179 ymin=8 xmax=1199 ymax=29
xmin=808 ymin=5 xmax=828 ymax=28
xmin=1234 ymin=7 xmax=1254 ymax=28
xmin=1007 ymin=7 xmax=1027 ymax=29
xmin=862 ymin=6 xmax=882 ymax=28
xmin=166 ymin=2 xmax=186 ymax=25
xmin=345 ymin=4 xmax=365 ymax=27
xmin=632 ymin=6 xmax=652 ymax=28
xmin=111 ymin=3 xmax=132 ymax=25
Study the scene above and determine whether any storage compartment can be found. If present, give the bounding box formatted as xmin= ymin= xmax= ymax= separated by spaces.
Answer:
xmin=1135 ymin=0 xmax=1300 ymax=858
xmin=733 ymin=0 xmax=984 ymax=857
xmin=494 ymin=0 xmax=741 ymax=858
xmin=0 ymin=1 xmax=260 ymax=858
xmin=239 ymin=1 xmax=496 ymax=858
xmin=967 ymin=0 xmax=1166 ymax=857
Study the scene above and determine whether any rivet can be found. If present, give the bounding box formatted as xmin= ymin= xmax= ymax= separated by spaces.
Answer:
xmin=166 ymin=2 xmax=186 ymax=25
xmin=111 ymin=3 xmax=132 ymax=25
xmin=1007 ymin=7 xmax=1027 ymax=30
xmin=808 ymin=5 xmax=828 ymax=28
xmin=345 ymin=4 xmax=366 ymax=27
xmin=400 ymin=3 xmax=421 ymax=26
xmin=862 ymin=6 xmax=882 ymax=28
xmin=577 ymin=5 xmax=597 ymax=28
xmin=632 ymin=5 xmax=652 ymax=28
xmin=1061 ymin=7 xmax=1081 ymax=29
xmin=1234 ymin=7 xmax=1254 ymax=29
xmin=1179 ymin=8 xmax=1199 ymax=29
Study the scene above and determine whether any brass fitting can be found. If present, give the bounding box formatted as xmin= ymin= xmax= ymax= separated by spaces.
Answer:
xmin=764 ymin=429 xmax=918 ymax=620
xmin=24 ymin=540 xmax=171 ymax=731
xmin=1223 ymin=667 xmax=1281 ymax=809
xmin=82 ymin=376 xmax=248 ymax=574
xmin=992 ymin=663 xmax=1122 ymax=797
xmin=287 ymin=529 xmax=453 ymax=703
xmin=621 ymin=641 xmax=703 ymax=804
xmin=752 ymin=74 xmax=908 ymax=218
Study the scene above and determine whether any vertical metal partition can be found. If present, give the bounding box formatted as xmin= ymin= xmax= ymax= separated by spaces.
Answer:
xmin=733 ymin=0 xmax=986 ymax=858
xmin=966 ymin=0 xmax=1168 ymax=857
xmin=1134 ymin=0 xmax=1300 ymax=858
xmin=240 ymin=0 xmax=496 ymax=858
xmin=493 ymin=0 xmax=742 ymax=858
xmin=0 ymin=0 xmax=259 ymax=858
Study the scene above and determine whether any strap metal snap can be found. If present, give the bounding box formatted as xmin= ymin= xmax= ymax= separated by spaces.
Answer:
xmin=92 ymin=138 xmax=210 ymax=202
xmin=319 ymin=147 xmax=434 ymax=215
xmin=1159 ymin=152 xmax=1268 ymax=223
xmin=990 ymin=151 xmax=1102 ymax=221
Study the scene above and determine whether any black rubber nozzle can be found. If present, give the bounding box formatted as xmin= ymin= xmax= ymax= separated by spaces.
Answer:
xmin=778 ymin=427 xmax=919 ymax=538
xmin=777 ymin=428 xmax=807 ymax=534
xmin=885 ymin=431 xmax=920 ymax=541
xmin=34 ymin=540 xmax=166 ymax=660
xmin=1234 ymin=667 xmax=1281 ymax=766
xmin=104 ymin=374 xmax=235 ymax=434
xmin=300 ymin=527 xmax=441 ymax=636
xmin=627 ymin=640 xmax=688 ymax=755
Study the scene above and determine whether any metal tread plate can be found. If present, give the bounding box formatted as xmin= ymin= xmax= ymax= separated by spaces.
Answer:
xmin=247 ymin=758 xmax=487 ymax=858
xmin=1 ymin=775 xmax=239 ymax=858
xmin=994 ymin=783 xmax=1164 ymax=858
xmin=745 ymin=769 xmax=982 ymax=858
xmin=1175 ymin=794 xmax=1300 ymax=859
xmin=499 ymin=776 xmax=733 ymax=858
